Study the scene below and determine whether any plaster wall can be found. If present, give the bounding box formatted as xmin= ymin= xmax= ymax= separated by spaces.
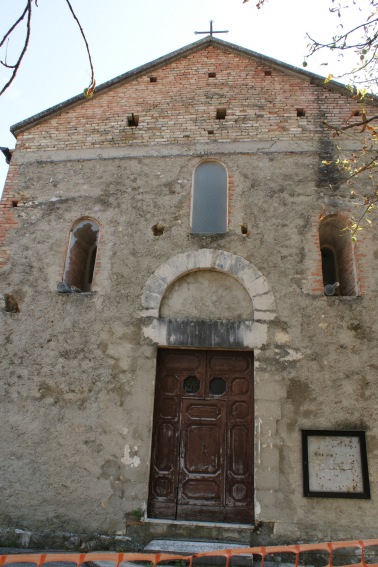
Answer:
xmin=160 ymin=271 xmax=254 ymax=320
xmin=1 ymin=147 xmax=377 ymax=547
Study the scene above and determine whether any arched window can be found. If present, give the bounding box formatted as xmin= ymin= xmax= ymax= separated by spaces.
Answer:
xmin=191 ymin=161 xmax=228 ymax=234
xmin=319 ymin=215 xmax=357 ymax=296
xmin=63 ymin=219 xmax=99 ymax=292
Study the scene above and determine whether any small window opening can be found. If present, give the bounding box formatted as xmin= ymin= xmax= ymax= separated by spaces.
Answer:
xmin=63 ymin=219 xmax=99 ymax=292
xmin=184 ymin=376 xmax=200 ymax=394
xmin=297 ymin=108 xmax=306 ymax=117
xmin=208 ymin=72 xmax=216 ymax=78
xmin=12 ymin=200 xmax=19 ymax=207
xmin=210 ymin=377 xmax=227 ymax=396
xmin=319 ymin=215 xmax=357 ymax=296
xmin=321 ymin=246 xmax=339 ymax=295
xmin=127 ymin=114 xmax=139 ymax=127
xmin=264 ymin=70 xmax=272 ymax=76
xmin=87 ymin=247 xmax=97 ymax=285
xmin=207 ymin=129 xmax=214 ymax=135
xmin=191 ymin=161 xmax=228 ymax=234
xmin=216 ymin=108 xmax=227 ymax=120
xmin=149 ymin=77 xmax=157 ymax=83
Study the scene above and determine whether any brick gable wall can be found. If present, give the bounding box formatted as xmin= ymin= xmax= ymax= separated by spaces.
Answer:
xmin=14 ymin=45 xmax=373 ymax=151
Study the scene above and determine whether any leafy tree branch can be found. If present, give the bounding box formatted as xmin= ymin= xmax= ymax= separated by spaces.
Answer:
xmin=245 ymin=0 xmax=378 ymax=237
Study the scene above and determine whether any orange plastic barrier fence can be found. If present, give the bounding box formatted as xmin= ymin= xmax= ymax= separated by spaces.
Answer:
xmin=1 ymin=539 xmax=378 ymax=567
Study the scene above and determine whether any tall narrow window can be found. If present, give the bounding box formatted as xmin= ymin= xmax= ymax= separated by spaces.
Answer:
xmin=191 ymin=161 xmax=227 ymax=234
xmin=319 ymin=215 xmax=357 ymax=296
xmin=63 ymin=219 xmax=99 ymax=292
xmin=321 ymin=246 xmax=338 ymax=291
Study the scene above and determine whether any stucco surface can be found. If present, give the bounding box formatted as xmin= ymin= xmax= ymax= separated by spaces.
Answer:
xmin=1 ymin=39 xmax=378 ymax=545
xmin=160 ymin=270 xmax=253 ymax=320
xmin=1 ymin=146 xmax=377 ymax=548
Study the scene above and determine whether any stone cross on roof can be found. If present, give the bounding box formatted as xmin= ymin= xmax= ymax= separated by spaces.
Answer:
xmin=195 ymin=20 xmax=229 ymax=37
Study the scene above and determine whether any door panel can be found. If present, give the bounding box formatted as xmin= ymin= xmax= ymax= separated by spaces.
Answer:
xmin=177 ymin=399 xmax=225 ymax=521
xmin=148 ymin=349 xmax=254 ymax=523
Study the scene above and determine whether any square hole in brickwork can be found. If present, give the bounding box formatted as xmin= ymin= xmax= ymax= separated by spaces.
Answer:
xmin=297 ymin=108 xmax=306 ymax=117
xmin=207 ymin=130 xmax=215 ymax=135
xmin=127 ymin=114 xmax=139 ymax=127
xmin=149 ymin=76 xmax=157 ymax=83
xmin=264 ymin=70 xmax=272 ymax=76
xmin=216 ymin=108 xmax=227 ymax=120
xmin=208 ymin=72 xmax=216 ymax=78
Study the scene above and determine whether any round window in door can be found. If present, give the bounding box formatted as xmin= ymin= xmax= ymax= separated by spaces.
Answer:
xmin=184 ymin=376 xmax=200 ymax=394
xmin=210 ymin=377 xmax=226 ymax=396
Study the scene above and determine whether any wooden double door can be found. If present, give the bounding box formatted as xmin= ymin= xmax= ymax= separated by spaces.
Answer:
xmin=148 ymin=349 xmax=254 ymax=523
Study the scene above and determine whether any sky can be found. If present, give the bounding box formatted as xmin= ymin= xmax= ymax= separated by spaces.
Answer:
xmin=0 ymin=0 xmax=362 ymax=194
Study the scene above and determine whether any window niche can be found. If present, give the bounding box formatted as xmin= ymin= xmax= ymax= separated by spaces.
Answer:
xmin=191 ymin=161 xmax=228 ymax=234
xmin=127 ymin=114 xmax=139 ymax=127
xmin=216 ymin=108 xmax=227 ymax=120
xmin=319 ymin=215 xmax=358 ymax=296
xmin=63 ymin=219 xmax=99 ymax=292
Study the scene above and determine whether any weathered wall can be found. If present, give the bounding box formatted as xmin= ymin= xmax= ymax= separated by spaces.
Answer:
xmin=1 ymin=40 xmax=378 ymax=549
xmin=160 ymin=271 xmax=254 ymax=320
xmin=1 ymin=41 xmax=373 ymax=271
xmin=0 ymin=147 xmax=377 ymax=547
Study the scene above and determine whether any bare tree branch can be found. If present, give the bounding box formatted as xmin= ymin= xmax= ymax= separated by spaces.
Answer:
xmin=64 ymin=0 xmax=96 ymax=96
xmin=0 ymin=0 xmax=32 ymax=96
xmin=0 ymin=3 xmax=29 ymax=50
xmin=0 ymin=0 xmax=96 ymax=97
xmin=306 ymin=20 xmax=378 ymax=53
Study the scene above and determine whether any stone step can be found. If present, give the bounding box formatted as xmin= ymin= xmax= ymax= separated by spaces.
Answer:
xmin=144 ymin=540 xmax=253 ymax=566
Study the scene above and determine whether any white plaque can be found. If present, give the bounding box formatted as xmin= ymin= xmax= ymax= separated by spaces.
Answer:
xmin=302 ymin=431 xmax=370 ymax=498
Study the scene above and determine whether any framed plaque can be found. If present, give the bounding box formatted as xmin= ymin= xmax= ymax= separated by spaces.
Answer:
xmin=302 ymin=430 xmax=370 ymax=498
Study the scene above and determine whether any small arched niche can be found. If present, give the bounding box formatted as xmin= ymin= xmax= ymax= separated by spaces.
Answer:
xmin=160 ymin=270 xmax=254 ymax=320
xmin=319 ymin=214 xmax=358 ymax=296
xmin=63 ymin=218 xmax=99 ymax=292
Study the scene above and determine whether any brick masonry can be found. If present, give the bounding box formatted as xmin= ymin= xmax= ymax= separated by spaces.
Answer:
xmin=13 ymin=45 xmax=375 ymax=151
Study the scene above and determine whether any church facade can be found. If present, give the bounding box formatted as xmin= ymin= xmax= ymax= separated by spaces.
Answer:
xmin=0 ymin=37 xmax=377 ymax=549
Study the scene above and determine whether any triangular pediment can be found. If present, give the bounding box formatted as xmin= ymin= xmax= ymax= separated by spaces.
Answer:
xmin=12 ymin=36 xmax=371 ymax=137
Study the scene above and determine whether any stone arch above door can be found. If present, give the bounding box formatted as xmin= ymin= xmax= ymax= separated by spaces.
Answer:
xmin=141 ymin=249 xmax=276 ymax=349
